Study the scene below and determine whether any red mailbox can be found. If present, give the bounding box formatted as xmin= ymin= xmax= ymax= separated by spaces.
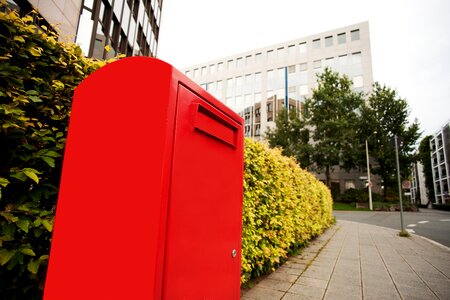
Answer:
xmin=44 ymin=57 xmax=244 ymax=299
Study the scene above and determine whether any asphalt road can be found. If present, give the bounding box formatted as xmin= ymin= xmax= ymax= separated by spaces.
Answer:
xmin=333 ymin=209 xmax=450 ymax=248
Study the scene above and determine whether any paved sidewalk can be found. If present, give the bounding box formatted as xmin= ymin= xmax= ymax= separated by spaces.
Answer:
xmin=241 ymin=220 xmax=450 ymax=300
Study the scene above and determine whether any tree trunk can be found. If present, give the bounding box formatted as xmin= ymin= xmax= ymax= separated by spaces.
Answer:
xmin=325 ymin=165 xmax=331 ymax=188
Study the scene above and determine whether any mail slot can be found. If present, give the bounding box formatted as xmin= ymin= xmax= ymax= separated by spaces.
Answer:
xmin=44 ymin=57 xmax=244 ymax=299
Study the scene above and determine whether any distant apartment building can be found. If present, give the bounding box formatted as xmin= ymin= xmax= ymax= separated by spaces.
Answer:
xmin=430 ymin=121 xmax=450 ymax=204
xmin=183 ymin=21 xmax=373 ymax=140
xmin=4 ymin=0 xmax=163 ymax=59
xmin=183 ymin=22 xmax=374 ymax=194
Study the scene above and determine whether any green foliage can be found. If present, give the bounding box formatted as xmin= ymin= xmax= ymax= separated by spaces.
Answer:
xmin=242 ymin=139 xmax=333 ymax=284
xmin=360 ymin=83 xmax=421 ymax=197
xmin=418 ymin=135 xmax=434 ymax=202
xmin=0 ymin=7 xmax=107 ymax=298
xmin=266 ymin=108 xmax=311 ymax=167
xmin=304 ymin=68 xmax=365 ymax=186
xmin=335 ymin=188 xmax=383 ymax=204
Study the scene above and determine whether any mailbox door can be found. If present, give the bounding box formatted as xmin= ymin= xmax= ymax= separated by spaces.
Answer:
xmin=163 ymin=84 xmax=243 ymax=299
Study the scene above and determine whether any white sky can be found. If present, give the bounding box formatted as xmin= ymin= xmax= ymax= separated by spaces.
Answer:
xmin=158 ymin=0 xmax=450 ymax=137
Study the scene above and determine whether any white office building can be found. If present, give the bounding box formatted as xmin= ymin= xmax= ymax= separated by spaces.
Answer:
xmin=183 ymin=21 xmax=373 ymax=140
xmin=430 ymin=121 xmax=450 ymax=204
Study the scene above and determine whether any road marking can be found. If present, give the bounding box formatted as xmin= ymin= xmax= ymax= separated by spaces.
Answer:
xmin=440 ymin=219 xmax=450 ymax=222
xmin=407 ymin=224 xmax=416 ymax=227
xmin=406 ymin=228 xmax=415 ymax=233
xmin=418 ymin=221 xmax=429 ymax=224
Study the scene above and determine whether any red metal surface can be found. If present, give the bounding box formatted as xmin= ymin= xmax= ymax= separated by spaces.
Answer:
xmin=43 ymin=57 xmax=243 ymax=299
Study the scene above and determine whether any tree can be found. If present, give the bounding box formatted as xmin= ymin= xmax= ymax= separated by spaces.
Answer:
xmin=360 ymin=82 xmax=421 ymax=197
xmin=418 ymin=135 xmax=434 ymax=203
xmin=266 ymin=108 xmax=311 ymax=167
xmin=304 ymin=68 xmax=365 ymax=187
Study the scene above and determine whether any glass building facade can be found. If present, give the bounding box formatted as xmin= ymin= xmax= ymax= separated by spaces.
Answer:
xmin=77 ymin=0 xmax=163 ymax=59
xmin=4 ymin=0 xmax=163 ymax=59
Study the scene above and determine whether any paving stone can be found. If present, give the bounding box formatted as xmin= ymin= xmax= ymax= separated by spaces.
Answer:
xmin=302 ymin=266 xmax=332 ymax=280
xmin=324 ymin=286 xmax=362 ymax=300
xmin=243 ymin=286 xmax=285 ymax=300
xmin=390 ymin=271 xmax=426 ymax=288
xmin=277 ymin=266 xmax=304 ymax=276
xmin=284 ymin=261 xmax=309 ymax=270
xmin=257 ymin=278 xmax=292 ymax=292
xmin=363 ymin=282 xmax=399 ymax=298
xmin=267 ymin=271 xmax=299 ymax=283
xmin=288 ymin=283 xmax=325 ymax=299
xmin=395 ymin=284 xmax=439 ymax=300
xmin=295 ymin=276 xmax=328 ymax=289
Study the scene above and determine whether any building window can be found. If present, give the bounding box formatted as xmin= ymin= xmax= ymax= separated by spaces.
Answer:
xmin=255 ymin=72 xmax=262 ymax=83
xmin=194 ymin=68 xmax=199 ymax=77
xmin=255 ymin=52 xmax=262 ymax=63
xmin=337 ymin=32 xmax=346 ymax=44
xmin=325 ymin=57 xmax=334 ymax=68
xmin=255 ymin=124 xmax=261 ymax=136
xmin=352 ymin=52 xmax=362 ymax=64
xmin=226 ymin=78 xmax=233 ymax=88
xmin=267 ymin=69 xmax=274 ymax=80
xmin=277 ymin=47 xmax=285 ymax=58
xmin=217 ymin=62 xmax=224 ymax=72
xmin=299 ymin=63 xmax=307 ymax=71
xmin=255 ymin=93 xmax=261 ymax=103
xmin=325 ymin=36 xmax=333 ymax=47
xmin=288 ymin=65 xmax=296 ymax=73
xmin=337 ymin=54 xmax=347 ymax=66
xmin=267 ymin=50 xmax=274 ymax=60
xmin=353 ymin=75 xmax=363 ymax=88
xmin=351 ymin=29 xmax=360 ymax=41
xmin=209 ymin=64 xmax=216 ymax=74
xmin=227 ymin=59 xmax=233 ymax=69
xmin=288 ymin=44 xmax=296 ymax=56
xmin=345 ymin=180 xmax=356 ymax=190
xmin=206 ymin=81 xmax=215 ymax=91
xmin=313 ymin=38 xmax=320 ymax=49
xmin=245 ymin=94 xmax=253 ymax=105
xmin=201 ymin=66 xmax=207 ymax=76
xmin=245 ymin=74 xmax=253 ymax=84
xmin=299 ymin=42 xmax=307 ymax=53
xmin=246 ymin=55 xmax=253 ymax=65
xmin=236 ymin=57 xmax=244 ymax=68
xmin=313 ymin=59 xmax=321 ymax=69
xmin=236 ymin=76 xmax=243 ymax=86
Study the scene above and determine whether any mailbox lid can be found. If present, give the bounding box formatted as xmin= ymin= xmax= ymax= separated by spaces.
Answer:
xmin=163 ymin=84 xmax=243 ymax=299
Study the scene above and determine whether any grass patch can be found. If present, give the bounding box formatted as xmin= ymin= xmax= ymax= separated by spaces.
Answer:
xmin=399 ymin=230 xmax=410 ymax=237
xmin=333 ymin=202 xmax=370 ymax=211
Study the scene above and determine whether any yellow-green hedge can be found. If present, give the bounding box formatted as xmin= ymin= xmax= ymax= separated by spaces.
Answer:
xmin=242 ymin=138 xmax=333 ymax=283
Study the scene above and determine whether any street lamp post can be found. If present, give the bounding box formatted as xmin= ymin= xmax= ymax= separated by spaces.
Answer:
xmin=394 ymin=135 xmax=405 ymax=234
xmin=365 ymin=139 xmax=373 ymax=210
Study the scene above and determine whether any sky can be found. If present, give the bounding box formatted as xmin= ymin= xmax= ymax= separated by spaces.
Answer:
xmin=158 ymin=0 xmax=450 ymax=137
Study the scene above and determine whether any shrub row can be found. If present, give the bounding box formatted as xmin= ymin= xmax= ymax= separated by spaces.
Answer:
xmin=0 ymin=8 xmax=106 ymax=299
xmin=242 ymin=139 xmax=333 ymax=283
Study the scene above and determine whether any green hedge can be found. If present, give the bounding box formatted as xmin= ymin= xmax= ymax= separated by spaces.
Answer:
xmin=0 ymin=7 xmax=106 ymax=298
xmin=242 ymin=139 xmax=333 ymax=283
